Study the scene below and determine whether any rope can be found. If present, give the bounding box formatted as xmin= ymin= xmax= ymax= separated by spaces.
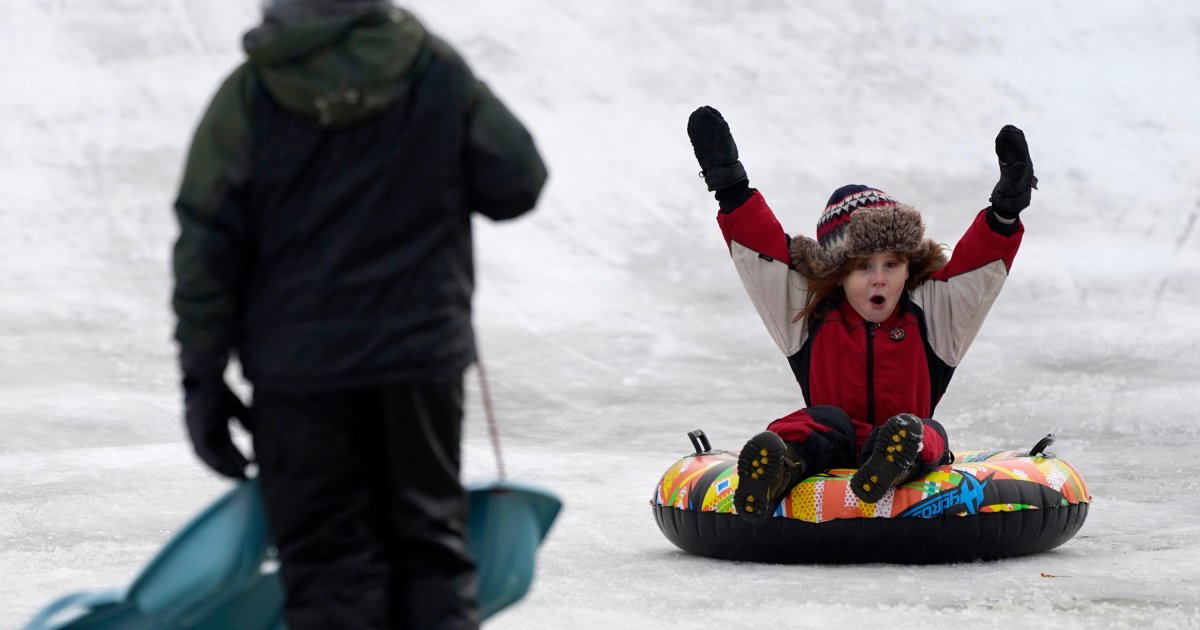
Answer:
xmin=475 ymin=356 xmax=506 ymax=481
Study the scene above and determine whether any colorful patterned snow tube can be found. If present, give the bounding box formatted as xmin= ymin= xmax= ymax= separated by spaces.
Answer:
xmin=651 ymin=431 xmax=1090 ymax=563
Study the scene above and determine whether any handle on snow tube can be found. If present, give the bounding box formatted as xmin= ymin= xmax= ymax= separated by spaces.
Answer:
xmin=687 ymin=430 xmax=712 ymax=454
xmin=1029 ymin=433 xmax=1056 ymax=458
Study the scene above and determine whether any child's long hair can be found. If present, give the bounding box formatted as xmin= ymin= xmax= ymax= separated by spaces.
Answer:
xmin=791 ymin=241 xmax=949 ymax=323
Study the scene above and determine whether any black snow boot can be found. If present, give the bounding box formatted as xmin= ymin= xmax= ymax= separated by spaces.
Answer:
xmin=734 ymin=431 xmax=806 ymax=522
xmin=850 ymin=413 xmax=924 ymax=504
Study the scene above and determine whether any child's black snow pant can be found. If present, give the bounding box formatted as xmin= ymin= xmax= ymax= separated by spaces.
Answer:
xmin=783 ymin=405 xmax=952 ymax=477
xmin=251 ymin=375 xmax=479 ymax=630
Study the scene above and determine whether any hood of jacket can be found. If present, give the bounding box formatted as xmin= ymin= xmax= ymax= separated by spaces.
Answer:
xmin=243 ymin=1 xmax=427 ymax=128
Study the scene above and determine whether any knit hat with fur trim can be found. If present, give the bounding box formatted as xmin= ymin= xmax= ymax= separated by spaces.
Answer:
xmin=788 ymin=184 xmax=941 ymax=279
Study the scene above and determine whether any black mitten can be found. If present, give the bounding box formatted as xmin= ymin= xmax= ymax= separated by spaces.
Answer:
xmin=687 ymin=106 xmax=748 ymax=192
xmin=180 ymin=348 xmax=250 ymax=479
xmin=989 ymin=124 xmax=1038 ymax=220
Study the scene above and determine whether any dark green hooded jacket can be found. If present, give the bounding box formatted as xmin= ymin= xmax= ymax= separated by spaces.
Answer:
xmin=172 ymin=1 xmax=546 ymax=389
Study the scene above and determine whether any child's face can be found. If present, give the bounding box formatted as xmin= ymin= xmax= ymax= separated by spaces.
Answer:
xmin=841 ymin=251 xmax=909 ymax=323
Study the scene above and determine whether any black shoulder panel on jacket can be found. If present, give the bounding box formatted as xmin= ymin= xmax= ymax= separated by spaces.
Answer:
xmin=901 ymin=295 xmax=955 ymax=414
xmin=788 ymin=312 xmax=825 ymax=407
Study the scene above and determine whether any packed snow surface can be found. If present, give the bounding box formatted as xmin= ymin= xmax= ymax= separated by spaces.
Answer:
xmin=2 ymin=1 xmax=1198 ymax=628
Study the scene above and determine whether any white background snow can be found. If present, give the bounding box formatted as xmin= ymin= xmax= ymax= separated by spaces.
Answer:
xmin=2 ymin=1 xmax=1199 ymax=628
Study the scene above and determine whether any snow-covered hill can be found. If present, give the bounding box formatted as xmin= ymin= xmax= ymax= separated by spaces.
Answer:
xmin=2 ymin=1 xmax=1197 ymax=627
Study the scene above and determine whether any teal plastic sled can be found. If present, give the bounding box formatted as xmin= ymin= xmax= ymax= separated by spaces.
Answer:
xmin=23 ymin=479 xmax=283 ymax=630
xmin=25 ymin=479 xmax=560 ymax=629
xmin=467 ymin=481 xmax=561 ymax=619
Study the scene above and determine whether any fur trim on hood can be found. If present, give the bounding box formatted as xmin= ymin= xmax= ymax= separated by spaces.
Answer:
xmin=789 ymin=203 xmax=941 ymax=279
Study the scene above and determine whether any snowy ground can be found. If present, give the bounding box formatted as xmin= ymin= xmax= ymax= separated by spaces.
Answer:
xmin=2 ymin=1 xmax=1198 ymax=628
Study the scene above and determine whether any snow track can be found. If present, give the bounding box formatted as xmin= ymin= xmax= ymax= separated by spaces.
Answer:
xmin=2 ymin=1 xmax=1198 ymax=627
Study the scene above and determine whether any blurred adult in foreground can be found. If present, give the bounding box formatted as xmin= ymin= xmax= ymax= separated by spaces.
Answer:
xmin=171 ymin=1 xmax=546 ymax=627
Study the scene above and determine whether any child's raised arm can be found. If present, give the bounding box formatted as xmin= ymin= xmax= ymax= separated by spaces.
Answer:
xmin=687 ymin=106 xmax=814 ymax=357
xmin=911 ymin=125 xmax=1036 ymax=367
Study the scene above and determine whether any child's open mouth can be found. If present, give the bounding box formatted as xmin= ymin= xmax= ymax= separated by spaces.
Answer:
xmin=870 ymin=295 xmax=886 ymax=306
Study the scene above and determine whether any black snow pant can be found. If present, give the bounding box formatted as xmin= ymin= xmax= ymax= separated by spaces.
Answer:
xmin=251 ymin=375 xmax=479 ymax=630
xmin=788 ymin=406 xmax=952 ymax=478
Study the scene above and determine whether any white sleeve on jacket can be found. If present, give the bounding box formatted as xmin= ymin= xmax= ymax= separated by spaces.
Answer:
xmin=729 ymin=241 xmax=812 ymax=356
xmin=909 ymin=209 xmax=1022 ymax=367
xmin=909 ymin=258 xmax=1008 ymax=367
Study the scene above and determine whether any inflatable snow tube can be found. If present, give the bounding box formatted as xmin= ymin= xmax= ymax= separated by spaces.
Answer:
xmin=651 ymin=431 xmax=1090 ymax=564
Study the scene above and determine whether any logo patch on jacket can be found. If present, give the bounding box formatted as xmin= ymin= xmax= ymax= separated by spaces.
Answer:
xmin=889 ymin=327 xmax=906 ymax=342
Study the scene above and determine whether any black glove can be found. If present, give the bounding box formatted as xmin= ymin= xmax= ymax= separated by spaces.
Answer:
xmin=180 ymin=348 xmax=251 ymax=479
xmin=687 ymin=106 xmax=748 ymax=192
xmin=988 ymin=124 xmax=1038 ymax=220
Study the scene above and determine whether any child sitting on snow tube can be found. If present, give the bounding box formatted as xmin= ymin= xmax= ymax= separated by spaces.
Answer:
xmin=685 ymin=106 xmax=1037 ymax=519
